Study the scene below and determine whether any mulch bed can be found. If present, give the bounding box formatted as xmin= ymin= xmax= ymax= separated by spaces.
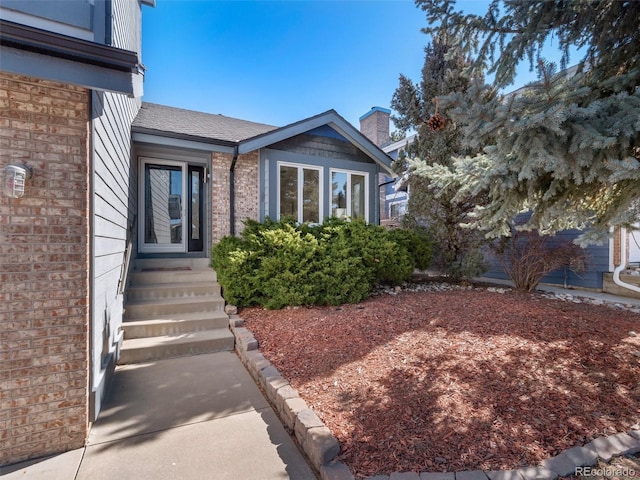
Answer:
xmin=241 ymin=286 xmax=640 ymax=479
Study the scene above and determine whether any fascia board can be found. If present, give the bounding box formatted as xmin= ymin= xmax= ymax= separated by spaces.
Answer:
xmin=383 ymin=134 xmax=416 ymax=154
xmin=132 ymin=131 xmax=236 ymax=154
xmin=1 ymin=45 xmax=139 ymax=96
xmin=0 ymin=19 xmax=138 ymax=72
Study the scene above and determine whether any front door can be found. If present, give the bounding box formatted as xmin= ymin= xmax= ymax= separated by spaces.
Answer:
xmin=139 ymin=158 xmax=206 ymax=254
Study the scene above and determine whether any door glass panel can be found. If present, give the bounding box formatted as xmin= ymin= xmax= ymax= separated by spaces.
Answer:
xmin=302 ymin=168 xmax=319 ymax=223
xmin=331 ymin=171 xmax=347 ymax=219
xmin=280 ymin=166 xmax=298 ymax=219
xmin=351 ymin=174 xmax=366 ymax=219
xmin=144 ymin=164 xmax=182 ymax=244
xmin=191 ymin=170 xmax=200 ymax=240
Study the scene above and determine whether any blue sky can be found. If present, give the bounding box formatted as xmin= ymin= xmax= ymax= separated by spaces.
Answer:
xmin=140 ymin=1 xmax=564 ymax=129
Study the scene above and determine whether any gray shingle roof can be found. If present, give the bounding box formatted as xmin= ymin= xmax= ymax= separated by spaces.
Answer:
xmin=132 ymin=102 xmax=278 ymax=143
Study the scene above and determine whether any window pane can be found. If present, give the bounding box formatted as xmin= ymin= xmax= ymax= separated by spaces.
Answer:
xmin=302 ymin=168 xmax=319 ymax=223
xmin=280 ymin=166 xmax=298 ymax=219
xmin=351 ymin=174 xmax=366 ymax=219
xmin=191 ymin=170 xmax=200 ymax=240
xmin=331 ymin=171 xmax=347 ymax=218
xmin=144 ymin=164 xmax=182 ymax=244
xmin=390 ymin=202 xmax=406 ymax=218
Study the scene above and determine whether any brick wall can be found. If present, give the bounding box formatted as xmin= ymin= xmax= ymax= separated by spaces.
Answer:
xmin=613 ymin=227 xmax=621 ymax=268
xmin=359 ymin=109 xmax=390 ymax=148
xmin=211 ymin=151 xmax=260 ymax=243
xmin=0 ymin=72 xmax=90 ymax=466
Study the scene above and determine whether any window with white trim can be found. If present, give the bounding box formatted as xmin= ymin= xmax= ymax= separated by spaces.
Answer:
xmin=278 ymin=163 xmax=322 ymax=223
xmin=389 ymin=201 xmax=407 ymax=218
xmin=330 ymin=169 xmax=368 ymax=220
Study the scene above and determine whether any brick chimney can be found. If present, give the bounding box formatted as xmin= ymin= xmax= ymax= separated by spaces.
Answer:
xmin=359 ymin=106 xmax=390 ymax=147
xmin=360 ymin=107 xmax=393 ymax=224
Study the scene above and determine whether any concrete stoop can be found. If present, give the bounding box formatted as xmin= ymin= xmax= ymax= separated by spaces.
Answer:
xmin=119 ymin=258 xmax=234 ymax=364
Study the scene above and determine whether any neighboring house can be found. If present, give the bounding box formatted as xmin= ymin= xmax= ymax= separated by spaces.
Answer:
xmin=357 ymin=106 xmax=410 ymax=226
xmin=381 ymin=134 xmax=414 ymax=225
xmin=1 ymin=2 xmax=394 ymax=467
xmin=362 ymin=106 xmax=640 ymax=297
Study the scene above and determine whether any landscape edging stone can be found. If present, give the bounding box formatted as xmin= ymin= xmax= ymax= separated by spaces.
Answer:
xmin=229 ymin=313 xmax=348 ymax=477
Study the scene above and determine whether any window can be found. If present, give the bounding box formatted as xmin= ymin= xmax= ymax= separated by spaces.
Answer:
xmin=331 ymin=170 xmax=368 ymax=220
xmin=389 ymin=201 xmax=407 ymax=218
xmin=278 ymin=163 xmax=322 ymax=223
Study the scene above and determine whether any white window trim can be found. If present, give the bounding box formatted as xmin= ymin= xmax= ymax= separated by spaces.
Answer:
xmin=276 ymin=161 xmax=323 ymax=224
xmin=329 ymin=168 xmax=369 ymax=221
xmin=389 ymin=200 xmax=407 ymax=218
xmin=138 ymin=157 xmax=187 ymax=253
xmin=385 ymin=191 xmax=408 ymax=201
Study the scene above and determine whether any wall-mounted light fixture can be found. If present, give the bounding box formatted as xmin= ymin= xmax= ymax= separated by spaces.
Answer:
xmin=3 ymin=164 xmax=32 ymax=198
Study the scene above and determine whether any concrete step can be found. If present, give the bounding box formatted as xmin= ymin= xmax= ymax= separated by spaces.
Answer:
xmin=118 ymin=329 xmax=235 ymax=365
xmin=129 ymin=269 xmax=217 ymax=286
xmin=124 ymin=295 xmax=225 ymax=320
xmin=134 ymin=257 xmax=212 ymax=271
xmin=123 ymin=311 xmax=230 ymax=339
xmin=121 ymin=257 xmax=232 ymax=364
xmin=126 ymin=281 xmax=221 ymax=301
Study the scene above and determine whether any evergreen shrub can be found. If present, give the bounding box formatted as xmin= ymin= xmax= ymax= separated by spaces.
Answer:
xmin=212 ymin=218 xmax=428 ymax=309
xmin=386 ymin=227 xmax=433 ymax=271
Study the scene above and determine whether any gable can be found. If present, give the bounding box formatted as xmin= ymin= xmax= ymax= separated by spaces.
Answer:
xmin=238 ymin=110 xmax=393 ymax=175
xmin=267 ymin=128 xmax=374 ymax=165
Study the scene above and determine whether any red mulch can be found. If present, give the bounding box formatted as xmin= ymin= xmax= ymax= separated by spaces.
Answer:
xmin=241 ymin=287 xmax=640 ymax=479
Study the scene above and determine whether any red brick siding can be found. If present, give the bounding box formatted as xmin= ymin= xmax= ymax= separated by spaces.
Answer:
xmin=0 ymin=72 xmax=90 ymax=466
xmin=613 ymin=227 xmax=621 ymax=268
xmin=211 ymin=151 xmax=259 ymax=244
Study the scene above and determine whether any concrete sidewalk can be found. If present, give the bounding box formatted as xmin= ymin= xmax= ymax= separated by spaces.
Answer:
xmin=477 ymin=276 xmax=640 ymax=308
xmin=2 ymin=352 xmax=317 ymax=480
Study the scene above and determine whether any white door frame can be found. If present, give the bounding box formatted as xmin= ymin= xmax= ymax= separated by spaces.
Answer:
xmin=138 ymin=157 xmax=188 ymax=254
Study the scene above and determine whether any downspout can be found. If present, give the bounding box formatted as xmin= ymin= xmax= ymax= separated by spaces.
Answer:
xmin=613 ymin=227 xmax=640 ymax=293
xmin=229 ymin=145 xmax=239 ymax=236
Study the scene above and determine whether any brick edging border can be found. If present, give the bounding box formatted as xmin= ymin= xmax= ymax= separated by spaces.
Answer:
xmin=227 ymin=312 xmax=640 ymax=480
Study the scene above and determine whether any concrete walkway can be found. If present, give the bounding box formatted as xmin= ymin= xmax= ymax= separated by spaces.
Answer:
xmin=477 ymin=276 xmax=640 ymax=308
xmin=3 ymin=352 xmax=317 ymax=480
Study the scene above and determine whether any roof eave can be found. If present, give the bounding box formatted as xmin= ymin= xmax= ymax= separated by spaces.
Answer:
xmin=0 ymin=19 xmax=139 ymax=72
xmin=132 ymin=126 xmax=238 ymax=149
xmin=0 ymin=19 xmax=142 ymax=96
xmin=238 ymin=110 xmax=394 ymax=175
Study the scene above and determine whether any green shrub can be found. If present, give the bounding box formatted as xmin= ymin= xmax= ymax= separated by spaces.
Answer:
xmin=386 ymin=227 xmax=433 ymax=271
xmin=212 ymin=218 xmax=420 ymax=309
xmin=211 ymin=236 xmax=260 ymax=306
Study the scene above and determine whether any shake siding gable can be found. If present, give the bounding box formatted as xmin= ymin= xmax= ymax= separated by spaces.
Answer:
xmin=0 ymin=72 xmax=91 ymax=465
